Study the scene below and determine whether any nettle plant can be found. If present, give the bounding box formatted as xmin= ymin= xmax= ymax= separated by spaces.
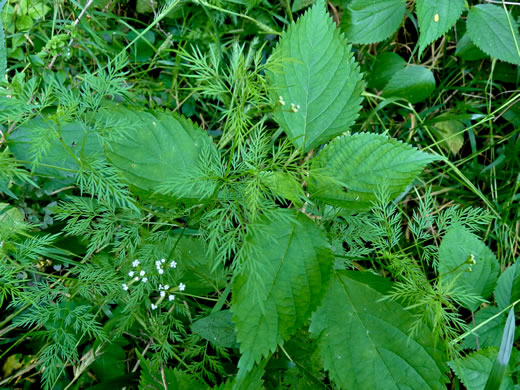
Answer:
xmin=1 ymin=2 xmax=519 ymax=389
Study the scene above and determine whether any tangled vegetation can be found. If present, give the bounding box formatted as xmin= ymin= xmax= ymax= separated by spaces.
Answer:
xmin=1 ymin=0 xmax=520 ymax=388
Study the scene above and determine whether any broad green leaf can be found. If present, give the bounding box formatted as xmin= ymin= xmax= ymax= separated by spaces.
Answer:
xmin=462 ymin=306 xmax=506 ymax=350
xmin=485 ymin=309 xmax=515 ymax=390
xmin=310 ymin=271 xmax=448 ymax=389
xmin=494 ymin=261 xmax=520 ymax=310
xmin=103 ymin=106 xmax=218 ymax=199
xmin=383 ymin=65 xmax=436 ymax=104
xmin=308 ymin=133 xmax=440 ymax=211
xmin=449 ymin=348 xmax=515 ymax=390
xmin=232 ymin=211 xmax=334 ymax=375
xmin=416 ymin=0 xmax=465 ymax=56
xmin=90 ymin=339 xmax=127 ymax=381
xmin=259 ymin=170 xmax=305 ymax=206
xmin=438 ymin=225 xmax=499 ymax=311
xmin=456 ymin=33 xmax=488 ymax=61
xmin=366 ymin=52 xmax=406 ymax=90
xmin=466 ymin=4 xmax=520 ymax=65
xmin=340 ymin=0 xmax=406 ymax=44
xmin=191 ymin=310 xmax=238 ymax=348
xmin=174 ymin=236 xmax=228 ymax=296
xmin=0 ymin=0 xmax=6 ymax=79
xmin=431 ymin=117 xmax=465 ymax=154
xmin=268 ymin=3 xmax=363 ymax=152
xmin=9 ymin=118 xmax=103 ymax=181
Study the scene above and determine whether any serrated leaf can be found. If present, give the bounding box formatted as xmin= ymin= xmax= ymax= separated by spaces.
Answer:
xmin=456 ymin=33 xmax=488 ymax=61
xmin=438 ymin=225 xmax=499 ymax=311
xmin=416 ymin=0 xmax=465 ymax=56
xmin=366 ymin=51 xmax=406 ymax=90
xmin=310 ymin=271 xmax=448 ymax=389
xmin=449 ymin=348 xmax=515 ymax=390
xmin=340 ymin=0 xmax=406 ymax=44
xmin=495 ymin=262 xmax=520 ymax=310
xmin=466 ymin=4 xmax=520 ymax=65
xmin=462 ymin=306 xmax=506 ymax=350
xmin=231 ymin=211 xmax=334 ymax=375
xmin=308 ymin=133 xmax=440 ymax=211
xmin=383 ymin=65 xmax=436 ymax=104
xmin=191 ymin=310 xmax=238 ymax=348
xmin=103 ymin=106 xmax=217 ymax=199
xmin=9 ymin=118 xmax=103 ymax=181
xmin=268 ymin=3 xmax=363 ymax=152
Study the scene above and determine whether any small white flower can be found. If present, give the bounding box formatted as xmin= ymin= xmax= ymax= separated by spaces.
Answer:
xmin=122 ymin=283 xmax=128 ymax=291
xmin=158 ymin=269 xmax=164 ymax=275
xmin=163 ymin=284 xmax=170 ymax=290
xmin=151 ymin=303 xmax=157 ymax=310
xmin=160 ymin=291 xmax=165 ymax=297
xmin=179 ymin=282 xmax=186 ymax=291
xmin=158 ymin=284 xmax=163 ymax=290
xmin=170 ymin=261 xmax=177 ymax=268
xmin=139 ymin=270 xmax=146 ymax=276
xmin=278 ymin=96 xmax=286 ymax=106
xmin=168 ymin=294 xmax=175 ymax=301
xmin=128 ymin=271 xmax=134 ymax=277
xmin=155 ymin=260 xmax=161 ymax=267
xmin=161 ymin=258 xmax=166 ymax=263
xmin=134 ymin=277 xmax=139 ymax=281
xmin=141 ymin=277 xmax=148 ymax=283
xmin=132 ymin=259 xmax=140 ymax=267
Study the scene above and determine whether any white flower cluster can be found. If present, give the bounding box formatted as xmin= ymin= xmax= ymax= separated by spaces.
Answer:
xmin=121 ymin=257 xmax=186 ymax=312
xmin=278 ymin=96 xmax=300 ymax=113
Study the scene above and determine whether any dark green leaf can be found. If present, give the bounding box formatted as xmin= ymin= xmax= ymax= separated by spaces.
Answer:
xmin=310 ymin=271 xmax=449 ymax=389
xmin=495 ymin=261 xmax=520 ymax=310
xmin=268 ymin=3 xmax=363 ymax=152
xmin=232 ymin=211 xmax=334 ymax=376
xmin=366 ymin=52 xmax=406 ymax=90
xmin=191 ymin=310 xmax=238 ymax=348
xmin=438 ymin=225 xmax=499 ymax=311
xmin=382 ymin=65 xmax=436 ymax=104
xmin=308 ymin=133 xmax=440 ymax=211
xmin=416 ymin=0 xmax=465 ymax=56
xmin=466 ymin=4 xmax=520 ymax=65
xmin=340 ymin=0 xmax=406 ymax=44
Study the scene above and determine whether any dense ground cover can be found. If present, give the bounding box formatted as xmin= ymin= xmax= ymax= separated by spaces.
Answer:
xmin=0 ymin=0 xmax=520 ymax=388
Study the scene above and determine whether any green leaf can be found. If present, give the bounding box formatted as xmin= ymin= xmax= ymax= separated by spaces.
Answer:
xmin=461 ymin=306 xmax=506 ymax=350
xmin=340 ymin=0 xmax=406 ymax=44
xmin=104 ymin=106 xmax=217 ymax=199
xmin=466 ymin=4 xmax=520 ymax=65
xmin=232 ymin=211 xmax=334 ymax=375
xmin=308 ymin=133 xmax=440 ymax=211
xmin=455 ymin=33 xmax=488 ymax=61
xmin=416 ymin=0 xmax=465 ymax=56
xmin=191 ymin=310 xmax=238 ymax=348
xmin=9 ymin=118 xmax=103 ymax=181
xmin=174 ymin=236 xmax=228 ymax=296
xmin=494 ymin=262 xmax=520 ymax=310
xmin=382 ymin=65 xmax=436 ymax=104
xmin=485 ymin=309 xmax=516 ymax=390
xmin=431 ymin=117 xmax=465 ymax=154
xmin=268 ymin=3 xmax=363 ymax=152
xmin=438 ymin=225 xmax=499 ymax=311
xmin=366 ymin=52 xmax=406 ymax=90
xmin=310 ymin=271 xmax=448 ymax=389
xmin=0 ymin=0 xmax=6 ymax=79
xmin=449 ymin=348 xmax=515 ymax=390
xmin=259 ymin=170 xmax=306 ymax=206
